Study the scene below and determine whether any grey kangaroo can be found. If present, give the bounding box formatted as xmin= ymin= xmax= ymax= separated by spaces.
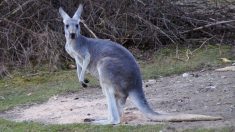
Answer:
xmin=59 ymin=5 xmax=222 ymax=125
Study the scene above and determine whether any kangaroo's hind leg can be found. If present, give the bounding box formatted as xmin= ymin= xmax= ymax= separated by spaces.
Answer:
xmin=91 ymin=82 xmax=121 ymax=125
xmin=115 ymin=95 xmax=127 ymax=117
xmin=91 ymin=58 xmax=128 ymax=125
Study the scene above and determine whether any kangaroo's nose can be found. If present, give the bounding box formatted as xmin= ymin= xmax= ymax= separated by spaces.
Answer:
xmin=70 ymin=33 xmax=76 ymax=39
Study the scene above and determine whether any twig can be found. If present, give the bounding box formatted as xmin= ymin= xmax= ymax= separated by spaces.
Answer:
xmin=135 ymin=0 xmax=146 ymax=6
xmin=131 ymin=14 xmax=176 ymax=44
xmin=181 ymin=20 xmax=235 ymax=34
xmin=172 ymin=57 xmax=186 ymax=62
xmin=185 ymin=49 xmax=192 ymax=62
xmin=81 ymin=20 xmax=98 ymax=38
xmin=2 ymin=18 xmax=39 ymax=36
xmin=192 ymin=36 xmax=216 ymax=54
xmin=12 ymin=0 xmax=34 ymax=15
xmin=219 ymin=31 xmax=225 ymax=56
xmin=176 ymin=44 xmax=179 ymax=59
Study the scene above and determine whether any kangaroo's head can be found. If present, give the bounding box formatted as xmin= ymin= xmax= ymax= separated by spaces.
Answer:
xmin=59 ymin=5 xmax=83 ymax=40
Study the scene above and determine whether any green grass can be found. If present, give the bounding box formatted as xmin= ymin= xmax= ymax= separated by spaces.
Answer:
xmin=183 ymin=127 xmax=234 ymax=132
xmin=141 ymin=45 xmax=232 ymax=79
xmin=0 ymin=119 xmax=233 ymax=132
xmin=0 ymin=45 xmax=233 ymax=131
xmin=0 ymin=70 xmax=98 ymax=111
xmin=0 ymin=118 xmax=163 ymax=132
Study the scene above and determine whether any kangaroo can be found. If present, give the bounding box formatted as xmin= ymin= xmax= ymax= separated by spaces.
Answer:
xmin=59 ymin=5 xmax=222 ymax=125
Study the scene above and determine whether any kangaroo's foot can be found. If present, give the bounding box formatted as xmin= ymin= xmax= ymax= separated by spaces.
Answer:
xmin=81 ymin=82 xmax=87 ymax=87
xmin=80 ymin=78 xmax=89 ymax=87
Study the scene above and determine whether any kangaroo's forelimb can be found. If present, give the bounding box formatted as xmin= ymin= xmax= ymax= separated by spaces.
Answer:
xmin=75 ymin=56 xmax=88 ymax=87
xmin=79 ymin=53 xmax=90 ymax=87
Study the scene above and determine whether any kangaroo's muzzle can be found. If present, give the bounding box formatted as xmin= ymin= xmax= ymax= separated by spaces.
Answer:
xmin=70 ymin=33 xmax=76 ymax=39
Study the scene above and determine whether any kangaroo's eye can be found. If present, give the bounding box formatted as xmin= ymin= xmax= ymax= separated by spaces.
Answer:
xmin=75 ymin=24 xmax=79 ymax=28
xmin=65 ymin=24 xmax=69 ymax=28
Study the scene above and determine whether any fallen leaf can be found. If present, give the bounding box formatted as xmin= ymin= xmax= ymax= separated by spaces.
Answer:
xmin=220 ymin=58 xmax=232 ymax=63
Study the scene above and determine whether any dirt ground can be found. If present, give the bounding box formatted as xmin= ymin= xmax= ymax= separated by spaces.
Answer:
xmin=1 ymin=70 xmax=235 ymax=130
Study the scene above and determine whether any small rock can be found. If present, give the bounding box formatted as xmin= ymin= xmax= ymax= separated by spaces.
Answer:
xmin=68 ymin=64 xmax=76 ymax=69
xmin=84 ymin=118 xmax=95 ymax=122
xmin=144 ymin=79 xmax=156 ymax=87
xmin=124 ymin=111 xmax=131 ymax=114
xmin=200 ymin=69 xmax=206 ymax=72
xmin=193 ymin=74 xmax=199 ymax=78
xmin=52 ymin=95 xmax=58 ymax=100
xmin=221 ymin=76 xmax=227 ymax=79
xmin=147 ymin=79 xmax=156 ymax=84
xmin=50 ymin=116 xmax=61 ymax=119
xmin=125 ymin=107 xmax=138 ymax=111
xmin=0 ymin=96 xmax=5 ymax=100
xmin=206 ymin=85 xmax=216 ymax=89
xmin=177 ymin=99 xmax=183 ymax=103
xmin=74 ymin=97 xmax=79 ymax=100
xmin=182 ymin=73 xmax=189 ymax=77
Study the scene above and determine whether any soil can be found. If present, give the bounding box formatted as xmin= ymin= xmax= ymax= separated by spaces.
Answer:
xmin=1 ymin=70 xmax=235 ymax=130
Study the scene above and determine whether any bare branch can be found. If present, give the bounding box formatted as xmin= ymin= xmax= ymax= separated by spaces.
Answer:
xmin=181 ymin=20 xmax=235 ymax=34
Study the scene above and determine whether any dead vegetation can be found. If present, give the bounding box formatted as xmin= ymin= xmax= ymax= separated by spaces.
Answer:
xmin=0 ymin=0 xmax=234 ymax=74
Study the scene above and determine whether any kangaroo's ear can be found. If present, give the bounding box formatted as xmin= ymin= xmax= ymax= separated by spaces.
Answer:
xmin=59 ymin=7 xmax=70 ymax=23
xmin=72 ymin=4 xmax=83 ymax=20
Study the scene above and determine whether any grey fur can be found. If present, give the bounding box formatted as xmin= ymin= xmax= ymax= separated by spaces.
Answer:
xmin=59 ymin=5 xmax=222 ymax=125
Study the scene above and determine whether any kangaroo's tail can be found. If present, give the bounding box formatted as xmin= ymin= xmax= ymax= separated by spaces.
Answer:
xmin=129 ymin=89 xmax=159 ymax=116
xmin=129 ymin=89 xmax=222 ymax=122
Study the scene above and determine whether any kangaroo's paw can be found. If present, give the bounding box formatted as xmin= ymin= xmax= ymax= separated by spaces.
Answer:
xmin=84 ymin=78 xmax=89 ymax=83
xmin=81 ymin=82 xmax=87 ymax=87
xmin=80 ymin=79 xmax=89 ymax=87
xmin=79 ymin=80 xmax=87 ymax=87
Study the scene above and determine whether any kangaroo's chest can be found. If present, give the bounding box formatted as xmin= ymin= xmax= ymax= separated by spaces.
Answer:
xmin=65 ymin=44 xmax=77 ymax=58
xmin=65 ymin=44 xmax=84 ymax=66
